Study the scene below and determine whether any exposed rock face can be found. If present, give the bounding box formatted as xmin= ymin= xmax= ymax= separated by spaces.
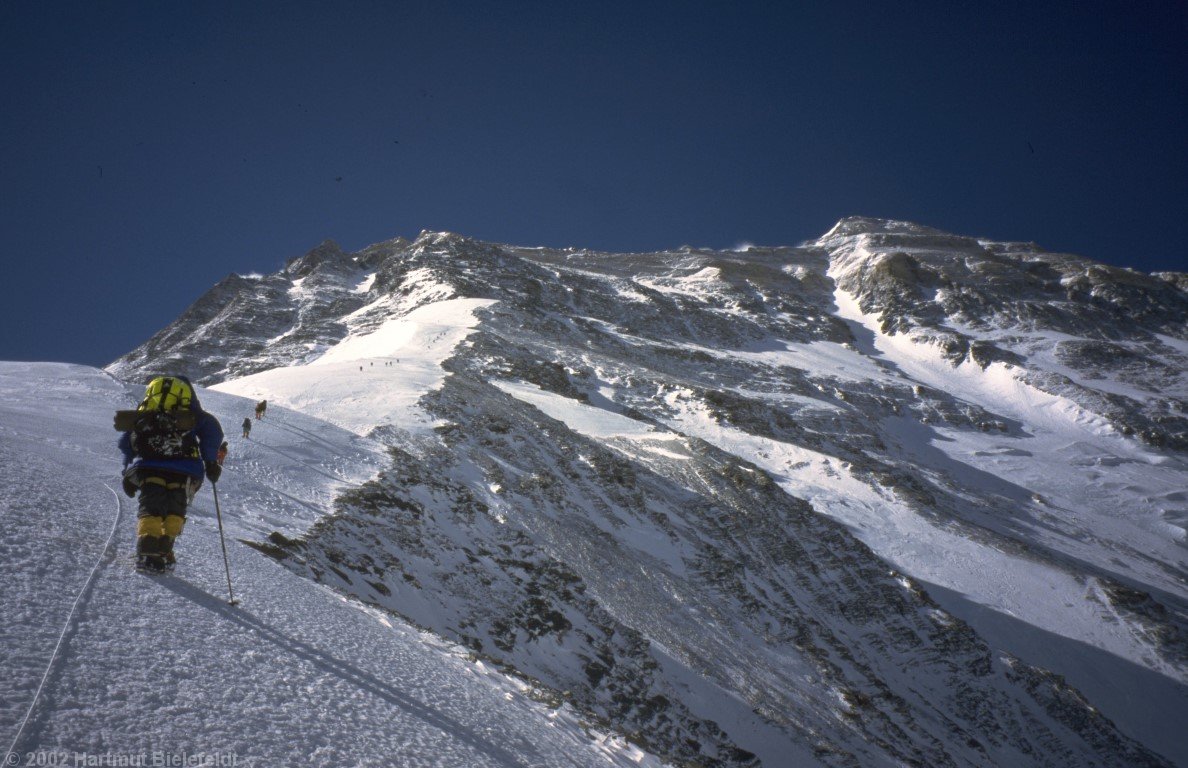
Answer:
xmin=823 ymin=218 xmax=1187 ymax=450
xmin=110 ymin=219 xmax=1187 ymax=767
xmin=107 ymin=237 xmax=408 ymax=383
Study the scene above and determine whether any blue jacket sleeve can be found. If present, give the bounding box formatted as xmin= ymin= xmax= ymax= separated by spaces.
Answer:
xmin=195 ymin=411 xmax=225 ymax=464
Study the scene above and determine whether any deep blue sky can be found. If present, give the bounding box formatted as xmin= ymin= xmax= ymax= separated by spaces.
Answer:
xmin=2 ymin=1 xmax=1185 ymax=367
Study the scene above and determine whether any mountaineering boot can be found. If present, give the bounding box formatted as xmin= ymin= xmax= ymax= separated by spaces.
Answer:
xmin=135 ymin=530 xmax=168 ymax=573
xmin=136 ymin=552 xmax=167 ymax=573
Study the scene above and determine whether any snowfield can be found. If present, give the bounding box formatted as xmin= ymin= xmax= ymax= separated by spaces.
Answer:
xmin=0 ymin=362 xmax=665 ymax=768
xmin=212 ymin=298 xmax=495 ymax=437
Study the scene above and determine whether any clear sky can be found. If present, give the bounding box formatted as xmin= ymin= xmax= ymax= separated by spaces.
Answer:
xmin=2 ymin=1 xmax=1185 ymax=367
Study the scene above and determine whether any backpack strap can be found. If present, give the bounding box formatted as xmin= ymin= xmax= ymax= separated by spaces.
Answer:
xmin=158 ymin=378 xmax=175 ymax=410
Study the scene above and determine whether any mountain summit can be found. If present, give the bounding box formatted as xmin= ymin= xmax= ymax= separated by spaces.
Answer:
xmin=98 ymin=218 xmax=1187 ymax=766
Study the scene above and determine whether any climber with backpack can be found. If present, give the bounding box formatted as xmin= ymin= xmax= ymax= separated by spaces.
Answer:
xmin=116 ymin=375 xmax=224 ymax=572
xmin=255 ymin=400 xmax=267 ymax=419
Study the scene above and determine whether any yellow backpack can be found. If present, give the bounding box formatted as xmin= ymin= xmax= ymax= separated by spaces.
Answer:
xmin=140 ymin=376 xmax=194 ymax=412
xmin=114 ymin=377 xmax=199 ymax=460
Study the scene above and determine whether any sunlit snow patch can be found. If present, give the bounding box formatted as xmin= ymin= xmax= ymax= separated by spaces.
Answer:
xmin=212 ymin=298 xmax=495 ymax=436
xmin=637 ymin=267 xmax=722 ymax=300
xmin=831 ymin=284 xmax=1117 ymax=435
xmin=493 ymin=380 xmax=688 ymax=459
xmin=352 ymin=272 xmax=376 ymax=293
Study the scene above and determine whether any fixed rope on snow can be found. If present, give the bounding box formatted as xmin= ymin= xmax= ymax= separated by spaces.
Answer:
xmin=5 ymin=484 xmax=124 ymax=760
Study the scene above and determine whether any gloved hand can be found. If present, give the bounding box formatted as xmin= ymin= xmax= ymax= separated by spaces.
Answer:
xmin=205 ymin=460 xmax=222 ymax=484
xmin=122 ymin=476 xmax=137 ymax=497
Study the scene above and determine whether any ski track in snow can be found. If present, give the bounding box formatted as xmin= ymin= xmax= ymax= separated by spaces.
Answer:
xmin=0 ymin=363 xmax=664 ymax=768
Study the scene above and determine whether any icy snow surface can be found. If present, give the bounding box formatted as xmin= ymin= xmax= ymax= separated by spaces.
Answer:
xmin=0 ymin=362 xmax=664 ymax=767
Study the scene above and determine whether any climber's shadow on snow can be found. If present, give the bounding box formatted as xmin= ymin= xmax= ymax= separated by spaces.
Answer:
xmin=156 ymin=576 xmax=532 ymax=768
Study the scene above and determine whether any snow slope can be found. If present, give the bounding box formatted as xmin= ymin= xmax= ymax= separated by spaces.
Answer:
xmin=496 ymin=328 xmax=1188 ymax=764
xmin=69 ymin=219 xmax=1188 ymax=765
xmin=0 ymin=362 xmax=664 ymax=768
xmin=212 ymin=298 xmax=494 ymax=438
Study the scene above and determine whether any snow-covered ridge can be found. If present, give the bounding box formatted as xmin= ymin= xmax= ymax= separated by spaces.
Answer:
xmin=825 ymin=223 xmax=1187 ymax=451
xmin=212 ymin=297 xmax=494 ymax=437
xmin=91 ymin=217 xmax=1188 ymax=766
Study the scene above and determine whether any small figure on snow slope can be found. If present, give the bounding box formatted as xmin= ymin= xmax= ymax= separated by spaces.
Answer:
xmin=118 ymin=376 xmax=224 ymax=572
xmin=255 ymin=400 xmax=266 ymax=419
xmin=242 ymin=417 xmax=252 ymax=439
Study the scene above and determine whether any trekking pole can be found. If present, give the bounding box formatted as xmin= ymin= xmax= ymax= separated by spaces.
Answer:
xmin=211 ymin=483 xmax=237 ymax=606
